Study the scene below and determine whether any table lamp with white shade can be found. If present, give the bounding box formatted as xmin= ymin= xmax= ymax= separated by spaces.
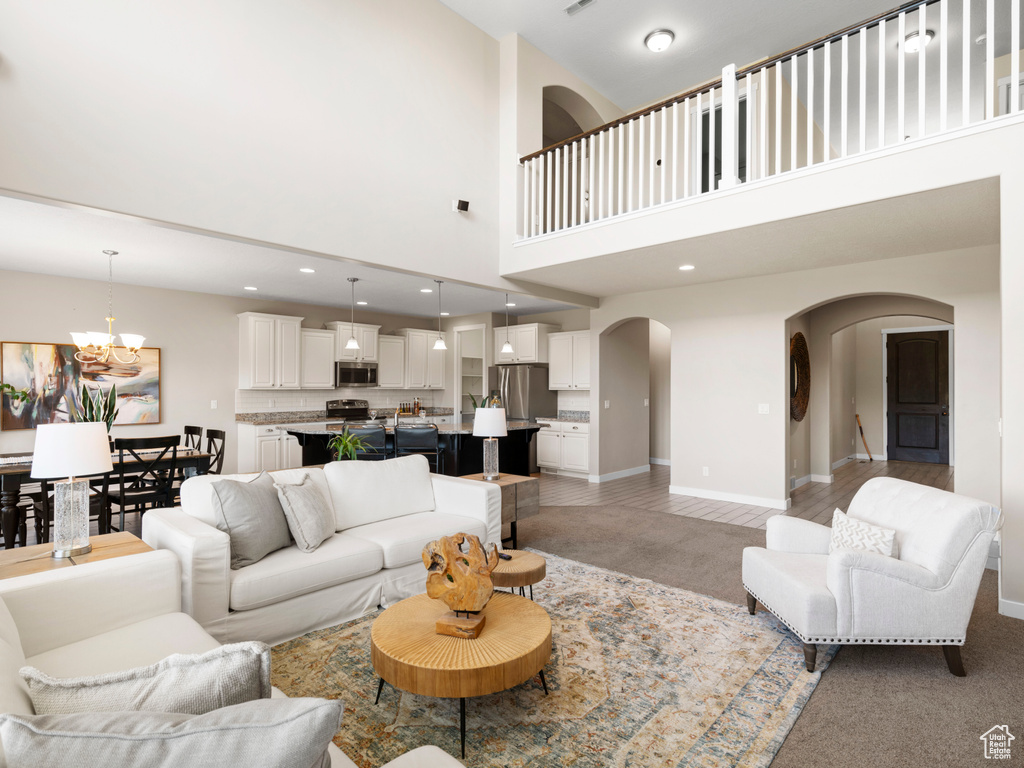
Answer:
xmin=30 ymin=422 xmax=113 ymax=558
xmin=472 ymin=407 xmax=507 ymax=481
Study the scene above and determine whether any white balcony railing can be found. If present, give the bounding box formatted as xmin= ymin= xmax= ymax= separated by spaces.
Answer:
xmin=519 ymin=0 xmax=1022 ymax=241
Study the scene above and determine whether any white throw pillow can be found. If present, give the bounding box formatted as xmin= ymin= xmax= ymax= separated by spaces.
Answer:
xmin=211 ymin=473 xmax=292 ymax=569
xmin=0 ymin=698 xmax=342 ymax=768
xmin=829 ymin=508 xmax=898 ymax=557
xmin=276 ymin=474 xmax=335 ymax=552
xmin=20 ymin=641 xmax=271 ymax=716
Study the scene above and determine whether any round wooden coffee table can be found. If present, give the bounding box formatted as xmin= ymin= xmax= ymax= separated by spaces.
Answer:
xmin=370 ymin=591 xmax=551 ymax=757
xmin=492 ymin=549 xmax=546 ymax=600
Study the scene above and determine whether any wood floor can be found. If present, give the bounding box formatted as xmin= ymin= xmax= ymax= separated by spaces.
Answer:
xmin=538 ymin=458 xmax=954 ymax=529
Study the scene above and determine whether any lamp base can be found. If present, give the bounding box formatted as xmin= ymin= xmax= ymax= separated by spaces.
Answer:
xmin=482 ymin=437 xmax=500 ymax=481
xmin=51 ymin=542 xmax=92 ymax=559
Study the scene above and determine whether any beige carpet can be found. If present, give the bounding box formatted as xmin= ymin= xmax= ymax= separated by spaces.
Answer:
xmin=520 ymin=505 xmax=1024 ymax=768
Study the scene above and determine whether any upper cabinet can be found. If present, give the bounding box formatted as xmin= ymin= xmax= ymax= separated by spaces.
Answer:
xmin=493 ymin=323 xmax=559 ymax=364
xmin=377 ymin=335 xmax=406 ymax=389
xmin=394 ymin=329 xmax=446 ymax=389
xmin=300 ymin=328 xmax=336 ymax=389
xmin=238 ymin=312 xmax=303 ymax=389
xmin=324 ymin=321 xmax=380 ymax=362
xmin=548 ymin=331 xmax=591 ymax=390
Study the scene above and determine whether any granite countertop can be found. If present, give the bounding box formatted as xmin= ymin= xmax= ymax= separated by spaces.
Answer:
xmin=283 ymin=421 xmax=539 ymax=436
xmin=536 ymin=414 xmax=591 ymax=424
xmin=237 ymin=407 xmax=455 ymax=426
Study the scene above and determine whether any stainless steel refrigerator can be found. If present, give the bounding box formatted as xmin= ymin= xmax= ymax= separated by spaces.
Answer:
xmin=487 ymin=364 xmax=558 ymax=473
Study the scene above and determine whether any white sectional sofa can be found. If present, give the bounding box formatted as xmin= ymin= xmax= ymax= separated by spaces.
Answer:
xmin=143 ymin=455 xmax=502 ymax=645
xmin=0 ymin=549 xmax=463 ymax=767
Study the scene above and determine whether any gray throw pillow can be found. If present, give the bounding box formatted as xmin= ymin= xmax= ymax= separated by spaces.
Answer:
xmin=211 ymin=472 xmax=292 ymax=569
xmin=0 ymin=697 xmax=342 ymax=768
xmin=20 ymin=641 xmax=271 ymax=716
xmin=275 ymin=475 xmax=335 ymax=553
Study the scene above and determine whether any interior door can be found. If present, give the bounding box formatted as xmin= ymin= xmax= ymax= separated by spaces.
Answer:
xmin=886 ymin=330 xmax=949 ymax=463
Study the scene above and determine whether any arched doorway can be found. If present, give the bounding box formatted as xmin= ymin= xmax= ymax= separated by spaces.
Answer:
xmin=542 ymin=85 xmax=603 ymax=145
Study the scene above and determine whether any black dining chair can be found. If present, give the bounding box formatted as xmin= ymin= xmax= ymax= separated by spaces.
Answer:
xmin=343 ymin=424 xmax=387 ymax=461
xmin=183 ymin=425 xmax=203 ymax=451
xmin=205 ymin=429 xmax=226 ymax=475
xmin=393 ymin=424 xmax=442 ymax=473
xmin=107 ymin=435 xmax=180 ymax=533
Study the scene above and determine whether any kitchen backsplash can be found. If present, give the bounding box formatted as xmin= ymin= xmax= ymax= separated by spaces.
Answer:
xmin=235 ymin=388 xmax=439 ymax=414
xmin=557 ymin=390 xmax=590 ymax=412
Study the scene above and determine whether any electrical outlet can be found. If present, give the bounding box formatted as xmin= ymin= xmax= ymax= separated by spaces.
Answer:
xmin=757 ymin=403 xmax=769 ymax=415
xmin=269 ymin=399 xmax=275 ymax=408
xmin=793 ymin=459 xmax=797 ymax=469
xmin=210 ymin=400 xmax=218 ymax=409
xmin=702 ymin=466 xmax=709 ymax=477
xmin=300 ymin=398 xmax=306 ymax=407
xmin=644 ymin=398 xmax=649 ymax=407
xmin=604 ymin=400 xmax=610 ymax=409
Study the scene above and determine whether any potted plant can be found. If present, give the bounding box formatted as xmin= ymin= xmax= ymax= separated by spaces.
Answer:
xmin=0 ymin=383 xmax=30 ymax=403
xmin=327 ymin=430 xmax=375 ymax=461
xmin=74 ymin=383 xmax=119 ymax=431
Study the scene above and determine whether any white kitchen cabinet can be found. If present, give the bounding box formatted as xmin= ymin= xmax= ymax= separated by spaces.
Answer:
xmin=239 ymin=424 xmax=306 ymax=473
xmin=493 ymin=323 xmax=559 ymax=364
xmin=535 ymin=420 xmax=589 ymax=475
xmin=238 ymin=312 xmax=303 ymax=390
xmin=394 ymin=329 xmax=446 ymax=390
xmin=377 ymin=335 xmax=406 ymax=389
xmin=325 ymin=322 xmax=380 ymax=362
xmin=547 ymin=331 xmax=591 ymax=390
xmin=300 ymin=328 xmax=336 ymax=389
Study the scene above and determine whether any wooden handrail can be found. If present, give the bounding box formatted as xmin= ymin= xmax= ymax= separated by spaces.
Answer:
xmin=520 ymin=0 xmax=936 ymax=164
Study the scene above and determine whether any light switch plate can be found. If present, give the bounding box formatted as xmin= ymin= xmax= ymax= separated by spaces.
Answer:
xmin=757 ymin=403 xmax=769 ymax=415
xmin=604 ymin=400 xmax=610 ymax=409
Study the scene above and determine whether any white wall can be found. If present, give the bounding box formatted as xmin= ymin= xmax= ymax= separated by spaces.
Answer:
xmin=649 ymin=320 xmax=671 ymax=463
xmin=0 ymin=0 xmax=511 ymax=291
xmin=597 ymin=318 xmax=650 ymax=477
xmin=830 ymin=326 xmax=857 ymax=467
xmin=0 ymin=269 xmax=444 ymax=474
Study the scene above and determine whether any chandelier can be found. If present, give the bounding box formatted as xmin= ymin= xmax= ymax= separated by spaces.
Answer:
xmin=70 ymin=250 xmax=145 ymax=364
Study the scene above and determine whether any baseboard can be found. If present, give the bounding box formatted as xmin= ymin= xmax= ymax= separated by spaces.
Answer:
xmin=649 ymin=457 xmax=671 ymax=466
xmin=790 ymin=474 xmax=811 ymax=490
xmin=540 ymin=467 xmax=590 ymax=481
xmin=853 ymin=452 xmax=883 ymax=462
xmin=589 ymin=464 xmax=651 ymax=483
xmin=669 ymin=485 xmax=789 ymax=511
xmin=810 ymin=474 xmax=833 ymax=484
xmin=998 ymin=597 xmax=1024 ymax=620
xmin=831 ymin=456 xmax=854 ymax=471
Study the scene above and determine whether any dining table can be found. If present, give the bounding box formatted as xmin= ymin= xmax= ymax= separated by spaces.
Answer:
xmin=0 ymin=448 xmax=212 ymax=549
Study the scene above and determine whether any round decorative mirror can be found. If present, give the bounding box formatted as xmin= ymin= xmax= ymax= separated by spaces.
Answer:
xmin=790 ymin=332 xmax=810 ymax=422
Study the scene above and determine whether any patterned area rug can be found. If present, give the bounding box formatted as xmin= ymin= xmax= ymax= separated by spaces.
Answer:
xmin=271 ymin=552 xmax=835 ymax=767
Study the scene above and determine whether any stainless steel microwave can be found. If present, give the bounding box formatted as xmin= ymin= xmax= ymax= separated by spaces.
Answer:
xmin=334 ymin=361 xmax=378 ymax=388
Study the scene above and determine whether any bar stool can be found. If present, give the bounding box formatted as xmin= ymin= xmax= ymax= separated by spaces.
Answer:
xmin=343 ymin=425 xmax=387 ymax=461
xmin=394 ymin=424 xmax=442 ymax=473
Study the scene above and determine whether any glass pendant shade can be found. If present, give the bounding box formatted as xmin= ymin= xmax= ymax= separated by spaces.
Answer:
xmin=345 ymin=277 xmax=361 ymax=350
xmin=433 ymin=337 xmax=447 ymax=351
xmin=501 ymin=340 xmax=514 ymax=354
xmin=433 ymin=280 xmax=447 ymax=350
xmin=345 ymin=335 xmax=360 ymax=350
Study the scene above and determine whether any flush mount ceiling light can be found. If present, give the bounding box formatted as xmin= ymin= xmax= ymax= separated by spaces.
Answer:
xmin=903 ymin=30 xmax=934 ymax=53
xmin=345 ymin=277 xmax=360 ymax=351
xmin=679 ymin=264 xmax=695 ymax=271
xmin=70 ymin=250 xmax=145 ymax=364
xmin=433 ymin=280 xmax=447 ymax=351
xmin=645 ymin=29 xmax=674 ymax=53
xmin=299 ymin=268 xmax=315 ymax=274
xmin=500 ymin=293 xmax=515 ymax=355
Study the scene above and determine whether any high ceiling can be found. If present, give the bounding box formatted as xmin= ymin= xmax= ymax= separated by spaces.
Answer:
xmin=437 ymin=0 xmax=902 ymax=111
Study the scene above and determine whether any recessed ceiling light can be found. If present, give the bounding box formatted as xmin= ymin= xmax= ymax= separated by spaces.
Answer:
xmin=645 ymin=29 xmax=674 ymax=53
xmin=244 ymin=286 xmax=258 ymax=291
xmin=903 ymin=30 xmax=934 ymax=53
xmin=440 ymin=312 xmax=450 ymax=316
xmin=678 ymin=264 xmax=695 ymax=271
xmin=505 ymin=302 xmax=517 ymax=307
xmin=420 ymin=288 xmax=433 ymax=293
xmin=299 ymin=268 xmax=315 ymax=273
xmin=356 ymin=301 xmax=368 ymax=305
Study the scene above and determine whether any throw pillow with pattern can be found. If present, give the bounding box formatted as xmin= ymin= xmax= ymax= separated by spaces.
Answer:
xmin=829 ymin=508 xmax=898 ymax=557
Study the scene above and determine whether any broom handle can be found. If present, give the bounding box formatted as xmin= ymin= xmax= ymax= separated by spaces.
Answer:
xmin=855 ymin=413 xmax=873 ymax=461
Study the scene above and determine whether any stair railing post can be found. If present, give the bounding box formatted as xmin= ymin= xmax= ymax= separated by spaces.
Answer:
xmin=720 ymin=64 xmax=739 ymax=189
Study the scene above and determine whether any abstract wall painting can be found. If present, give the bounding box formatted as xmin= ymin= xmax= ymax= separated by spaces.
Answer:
xmin=0 ymin=342 xmax=161 ymax=430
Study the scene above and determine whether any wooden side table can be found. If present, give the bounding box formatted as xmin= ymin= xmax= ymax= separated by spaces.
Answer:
xmin=459 ymin=473 xmax=538 ymax=549
xmin=0 ymin=532 xmax=153 ymax=580
xmin=370 ymin=591 xmax=551 ymax=758
xmin=492 ymin=549 xmax=546 ymax=601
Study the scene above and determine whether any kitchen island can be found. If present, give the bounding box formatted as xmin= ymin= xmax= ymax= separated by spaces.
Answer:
xmin=283 ymin=421 xmax=541 ymax=477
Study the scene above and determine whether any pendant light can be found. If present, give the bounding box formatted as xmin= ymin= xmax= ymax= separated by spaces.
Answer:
xmin=70 ymin=250 xmax=145 ymax=364
xmin=432 ymin=280 xmax=447 ymax=350
xmin=500 ymin=293 xmax=514 ymax=355
xmin=345 ymin=278 xmax=360 ymax=350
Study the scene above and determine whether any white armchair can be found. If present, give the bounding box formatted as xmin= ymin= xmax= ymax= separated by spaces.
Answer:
xmin=742 ymin=478 xmax=1001 ymax=676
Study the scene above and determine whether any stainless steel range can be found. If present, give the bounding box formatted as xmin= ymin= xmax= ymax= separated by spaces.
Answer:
xmin=325 ymin=399 xmax=385 ymax=427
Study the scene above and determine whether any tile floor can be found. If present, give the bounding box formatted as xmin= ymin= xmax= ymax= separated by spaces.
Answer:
xmin=538 ymin=458 xmax=954 ymax=529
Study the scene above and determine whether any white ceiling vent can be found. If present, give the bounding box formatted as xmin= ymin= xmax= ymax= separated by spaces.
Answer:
xmin=564 ymin=0 xmax=595 ymax=17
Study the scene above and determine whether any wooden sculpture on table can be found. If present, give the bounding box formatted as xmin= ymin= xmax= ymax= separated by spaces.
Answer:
xmin=422 ymin=533 xmax=499 ymax=639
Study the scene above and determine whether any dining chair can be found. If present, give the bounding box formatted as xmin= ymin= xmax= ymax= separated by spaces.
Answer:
xmin=183 ymin=425 xmax=203 ymax=451
xmin=342 ymin=424 xmax=387 ymax=461
xmin=393 ymin=424 xmax=442 ymax=473
xmin=107 ymin=435 xmax=180 ymax=533
xmin=205 ymin=429 xmax=226 ymax=475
